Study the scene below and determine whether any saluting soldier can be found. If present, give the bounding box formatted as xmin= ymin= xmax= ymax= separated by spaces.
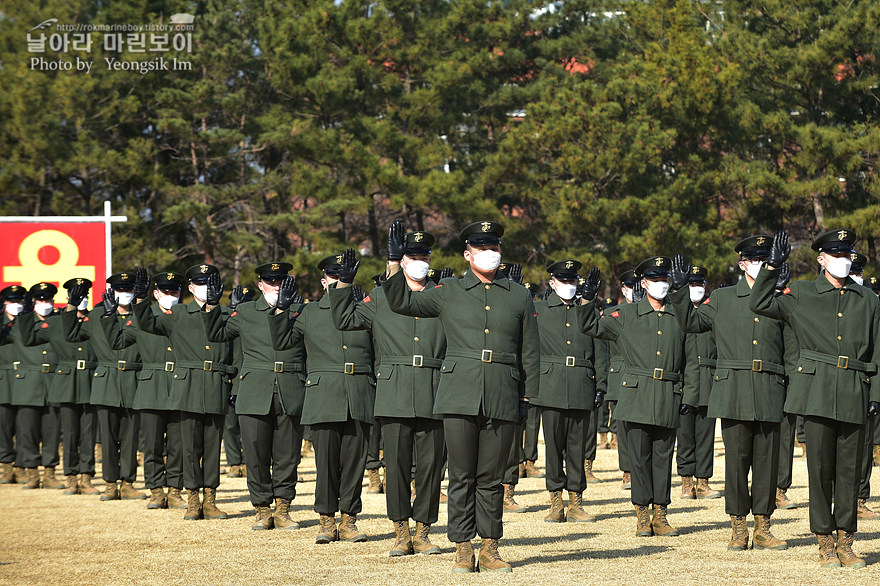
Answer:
xmin=224 ymin=285 xmax=253 ymax=479
xmin=749 ymin=229 xmax=880 ymax=568
xmin=203 ymin=262 xmax=306 ymax=531
xmin=532 ymin=260 xmax=605 ymax=523
xmin=130 ymin=265 xmax=235 ymax=521
xmin=380 ymin=220 xmax=540 ymax=573
xmin=578 ymin=257 xmax=698 ymax=538
xmin=0 ymin=286 xmax=27 ymax=484
xmin=773 ymin=264 xmax=801 ymax=511
xmin=329 ymin=227 xmax=447 ymax=557
xmin=268 ymin=252 xmax=375 ymax=544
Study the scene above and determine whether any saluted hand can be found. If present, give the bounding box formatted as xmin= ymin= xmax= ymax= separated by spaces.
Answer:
xmin=775 ymin=263 xmax=791 ymax=290
xmin=351 ymin=285 xmax=365 ymax=301
xmin=508 ymin=263 xmax=523 ymax=285
xmin=767 ymin=230 xmax=790 ymax=268
xmin=101 ymin=288 xmax=119 ymax=317
xmin=439 ymin=268 xmax=454 ymax=279
xmin=580 ymin=267 xmax=601 ymax=301
xmin=338 ymin=248 xmax=360 ymax=284
xmin=134 ymin=267 xmax=150 ymax=300
xmin=671 ymin=254 xmax=691 ymax=291
xmin=387 ymin=219 xmax=406 ymax=261
xmin=229 ymin=286 xmax=245 ymax=310
xmin=206 ymin=273 xmax=223 ymax=306
xmin=632 ymin=280 xmax=646 ymax=304
xmin=67 ymin=283 xmax=88 ymax=309
xmin=276 ymin=276 xmax=298 ymax=311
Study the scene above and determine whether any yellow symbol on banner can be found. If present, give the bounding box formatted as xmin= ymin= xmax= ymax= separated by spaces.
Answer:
xmin=4 ymin=231 xmax=96 ymax=300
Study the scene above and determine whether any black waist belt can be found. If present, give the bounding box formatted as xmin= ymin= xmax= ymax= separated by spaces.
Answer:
xmin=623 ymin=366 xmax=682 ymax=383
xmin=98 ymin=360 xmax=142 ymax=372
xmin=175 ymin=360 xmax=231 ymax=374
xmin=381 ymin=355 xmax=443 ymax=369
xmin=12 ymin=362 xmax=57 ymax=374
xmin=697 ymin=356 xmax=716 ymax=368
xmin=445 ymin=347 xmax=517 ymax=366
xmin=243 ymin=360 xmax=304 ymax=373
xmin=715 ymin=359 xmax=784 ymax=376
xmin=799 ymin=350 xmax=877 ymax=375
xmin=308 ymin=363 xmax=372 ymax=375
xmin=542 ymin=355 xmax=593 ymax=368
xmin=142 ymin=361 xmax=176 ymax=373
xmin=62 ymin=360 xmax=98 ymax=371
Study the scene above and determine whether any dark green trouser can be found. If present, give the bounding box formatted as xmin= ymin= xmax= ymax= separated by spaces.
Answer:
xmin=721 ymin=419 xmax=779 ymax=516
xmin=180 ymin=411 xmax=224 ymax=490
xmin=0 ymin=403 xmax=14 ymax=464
xmin=542 ymin=407 xmax=587 ymax=493
xmin=140 ymin=409 xmax=182 ymax=490
xmin=14 ymin=405 xmax=61 ymax=469
xmin=311 ymin=418 xmax=369 ymax=516
xmin=523 ymin=404 xmax=541 ymax=462
xmin=777 ymin=413 xmax=797 ymax=491
xmin=622 ymin=421 xmax=675 ymax=506
xmin=615 ymin=403 xmax=631 ymax=472
xmin=382 ymin=417 xmax=445 ymax=524
xmin=804 ymin=416 xmax=864 ymax=534
xmin=598 ymin=399 xmax=612 ymax=434
xmin=585 ymin=408 xmax=598 ymax=461
xmin=97 ymin=406 xmax=139 ymax=483
xmin=59 ymin=403 xmax=96 ymax=477
xmin=444 ymin=414 xmax=514 ymax=542
xmin=676 ymin=406 xmax=715 ymax=479
xmin=223 ymin=407 xmax=244 ymax=467
xmin=859 ymin=416 xmax=875 ymax=500
xmin=365 ymin=419 xmax=384 ymax=471
xmin=503 ymin=421 xmax=524 ymax=486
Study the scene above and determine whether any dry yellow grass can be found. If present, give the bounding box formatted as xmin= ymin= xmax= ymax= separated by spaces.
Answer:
xmin=1 ymin=432 xmax=879 ymax=585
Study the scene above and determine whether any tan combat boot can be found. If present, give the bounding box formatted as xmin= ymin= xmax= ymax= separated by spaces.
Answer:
xmin=252 ymin=506 xmax=274 ymax=530
xmin=0 ymin=463 xmax=14 ymax=484
xmin=873 ymin=445 xmax=880 ymax=467
xmin=523 ymin=460 xmax=544 ymax=478
xmin=389 ymin=520 xmax=414 ymax=556
xmin=567 ymin=491 xmax=596 ymax=523
xmin=22 ymin=468 xmax=40 ymax=489
xmin=680 ymin=476 xmax=695 ymax=499
xmin=635 ymin=505 xmax=653 ymax=537
xmin=835 ymin=530 xmax=866 ymax=568
xmin=478 ymin=538 xmax=512 ymax=573
xmin=695 ymin=478 xmax=721 ymax=499
xmin=622 ymin=472 xmax=632 ymax=490
xmin=452 ymin=541 xmax=475 ymax=573
xmin=14 ymin=466 xmax=27 ymax=484
xmin=413 ymin=522 xmax=441 ymax=554
xmin=857 ymin=498 xmax=880 ymax=520
xmin=41 ymin=467 xmax=65 ymax=489
xmin=367 ymin=469 xmax=383 ymax=494
xmin=63 ymin=475 xmax=79 ymax=495
xmin=651 ymin=505 xmax=679 ymax=537
xmin=272 ymin=498 xmax=298 ymax=530
xmin=610 ymin=432 xmax=618 ymax=448
xmin=584 ymin=460 xmax=599 ymax=483
xmin=728 ymin=515 xmax=749 ymax=550
xmin=775 ymin=487 xmax=796 ymax=509
xmin=226 ymin=465 xmax=242 ymax=478
xmin=502 ymin=484 xmax=525 ymax=513
xmin=315 ymin=514 xmax=338 ymax=543
xmin=100 ymin=481 xmax=120 ymax=501
xmin=752 ymin=514 xmax=787 ymax=550
xmin=202 ymin=487 xmax=228 ymax=519
xmin=120 ymin=481 xmax=147 ymax=500
xmin=166 ymin=487 xmax=187 ymax=509
xmin=598 ymin=432 xmax=609 ymax=449
xmin=817 ymin=534 xmax=841 ymax=568
xmin=339 ymin=513 xmax=367 ymax=542
xmin=183 ymin=489 xmax=203 ymax=520
xmin=78 ymin=474 xmax=101 ymax=495
xmin=146 ymin=488 xmax=167 ymax=509
xmin=544 ymin=490 xmax=565 ymax=523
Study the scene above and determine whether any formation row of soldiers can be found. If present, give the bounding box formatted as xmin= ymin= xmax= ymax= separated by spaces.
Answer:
xmin=2 ymin=221 xmax=880 ymax=572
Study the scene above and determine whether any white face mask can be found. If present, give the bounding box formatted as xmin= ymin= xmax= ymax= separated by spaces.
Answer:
xmin=689 ymin=286 xmax=706 ymax=303
xmin=35 ymin=302 xmax=54 ymax=317
xmin=262 ymin=291 xmax=279 ymax=307
xmin=745 ymin=261 xmax=762 ymax=279
xmin=5 ymin=303 xmax=23 ymax=316
xmin=471 ymin=250 xmax=502 ymax=272
xmin=851 ymin=275 xmax=864 ymax=286
xmin=645 ymin=280 xmax=670 ymax=300
xmin=77 ymin=297 xmax=89 ymax=311
xmin=404 ymin=260 xmax=430 ymax=281
xmin=191 ymin=285 xmax=208 ymax=302
xmin=823 ymin=256 xmax=852 ymax=279
xmin=554 ymin=282 xmax=577 ymax=301
xmin=622 ymin=287 xmax=633 ymax=303
xmin=156 ymin=293 xmax=180 ymax=310
xmin=115 ymin=291 xmax=135 ymax=306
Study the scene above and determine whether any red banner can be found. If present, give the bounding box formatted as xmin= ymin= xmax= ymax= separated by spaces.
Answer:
xmin=1 ymin=222 xmax=106 ymax=308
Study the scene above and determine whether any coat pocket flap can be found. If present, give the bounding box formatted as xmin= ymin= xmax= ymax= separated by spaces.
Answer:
xmin=620 ymin=375 xmax=638 ymax=388
xmin=305 ymin=375 xmax=321 ymax=386
xmin=440 ymin=360 xmax=456 ymax=373
xmin=795 ymin=360 xmax=816 ymax=375
xmin=713 ymin=368 xmax=730 ymax=382
xmin=375 ymin=366 xmax=394 ymax=380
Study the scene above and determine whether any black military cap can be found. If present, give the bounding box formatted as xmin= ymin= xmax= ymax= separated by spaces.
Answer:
xmin=404 ymin=231 xmax=434 ymax=256
xmin=152 ymin=271 xmax=185 ymax=291
xmin=63 ymin=278 xmax=93 ymax=290
xmin=598 ymin=297 xmax=617 ymax=311
xmin=618 ymin=270 xmax=636 ymax=287
xmin=107 ymin=272 xmax=137 ymax=289
xmin=1 ymin=285 xmax=27 ymax=301
xmin=29 ymin=282 xmax=58 ymax=299
xmin=811 ymin=229 xmax=857 ymax=254
xmin=317 ymin=253 xmax=345 ymax=276
xmin=734 ymin=235 xmax=772 ymax=258
xmin=185 ymin=264 xmax=219 ymax=284
xmin=426 ymin=269 xmax=441 ymax=284
xmin=688 ymin=265 xmax=708 ymax=284
xmin=634 ymin=256 xmax=672 ymax=279
xmin=239 ymin=286 xmax=255 ymax=303
xmin=459 ymin=221 xmax=504 ymax=246
xmin=255 ymin=261 xmax=293 ymax=281
xmin=867 ymin=276 xmax=880 ymax=293
xmin=547 ymin=259 xmax=582 ymax=280
xmin=497 ymin=262 xmax=511 ymax=276
xmin=371 ymin=273 xmax=384 ymax=287
xmin=523 ymin=281 xmax=540 ymax=295
xmin=849 ymin=252 xmax=867 ymax=274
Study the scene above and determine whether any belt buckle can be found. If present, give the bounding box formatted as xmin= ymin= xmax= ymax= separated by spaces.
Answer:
xmin=751 ymin=359 xmax=763 ymax=372
xmin=653 ymin=368 xmax=664 ymax=380
xmin=274 ymin=361 xmax=284 ymax=373
xmin=344 ymin=362 xmax=355 ymax=375
xmin=117 ymin=360 xmax=126 ymax=371
xmin=76 ymin=360 xmax=86 ymax=370
xmin=565 ymin=356 xmax=576 ymax=367
xmin=481 ymin=349 xmax=493 ymax=363
xmin=13 ymin=361 xmax=20 ymax=371
xmin=203 ymin=360 xmax=213 ymax=372
xmin=412 ymin=355 xmax=423 ymax=368
xmin=41 ymin=363 xmax=51 ymax=373
xmin=838 ymin=355 xmax=850 ymax=369
xmin=164 ymin=361 xmax=175 ymax=373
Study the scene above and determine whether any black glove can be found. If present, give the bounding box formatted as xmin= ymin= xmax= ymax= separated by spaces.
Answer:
xmin=775 ymin=263 xmax=791 ymax=290
xmin=276 ymin=276 xmax=298 ymax=311
xmin=206 ymin=273 xmax=223 ymax=306
xmin=338 ymin=248 xmax=360 ymax=284
xmin=440 ymin=268 xmax=454 ymax=279
xmin=387 ymin=219 xmax=406 ymax=261
xmin=21 ymin=292 xmax=34 ymax=314
xmin=102 ymin=288 xmax=119 ymax=317
xmin=594 ymin=391 xmax=605 ymax=410
xmin=767 ymin=230 xmax=790 ymax=269
xmin=868 ymin=401 xmax=880 ymax=417
xmin=671 ymin=254 xmax=691 ymax=291
xmin=228 ymin=394 xmax=237 ymax=407
xmin=291 ymin=293 xmax=305 ymax=305
xmin=134 ymin=267 xmax=150 ymax=300
xmin=679 ymin=403 xmax=696 ymax=416
xmin=67 ymin=283 xmax=88 ymax=309
xmin=351 ymin=285 xmax=365 ymax=301
xmin=632 ymin=280 xmax=646 ymax=303
xmin=518 ymin=400 xmax=529 ymax=425
xmin=508 ymin=263 xmax=523 ymax=285
xmin=542 ymin=287 xmax=552 ymax=300
xmin=580 ymin=267 xmax=601 ymax=301
xmin=229 ymin=286 xmax=245 ymax=309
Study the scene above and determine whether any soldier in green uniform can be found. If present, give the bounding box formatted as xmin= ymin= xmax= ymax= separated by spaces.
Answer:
xmin=64 ymin=274 xmax=146 ymax=501
xmin=0 ymin=286 xmax=27 ymax=484
xmin=19 ymin=278 xmax=100 ymax=495
xmin=203 ymin=262 xmax=306 ymax=531
xmin=773 ymin=264 xmax=800 ymax=511
xmin=578 ymin=257 xmax=698 ymax=538
xmin=380 ymin=220 xmax=540 ymax=573
xmin=329 ymin=228 xmax=447 ymax=556
xmin=532 ymin=260 xmax=605 ymax=523
xmin=269 ymin=253 xmax=375 ymax=544
xmin=224 ymin=285 xmax=253 ymax=479
xmin=866 ymin=277 xmax=880 ymax=468
xmin=749 ymin=229 xmax=880 ymax=568
xmin=673 ymin=266 xmax=720 ymax=500
xmin=129 ymin=264 xmax=235 ymax=521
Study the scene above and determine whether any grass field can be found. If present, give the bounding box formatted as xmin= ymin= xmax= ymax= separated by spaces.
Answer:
xmin=1 ymin=432 xmax=879 ymax=585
